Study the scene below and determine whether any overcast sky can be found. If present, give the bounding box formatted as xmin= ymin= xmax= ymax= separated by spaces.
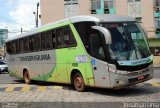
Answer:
xmin=0 ymin=0 xmax=40 ymax=38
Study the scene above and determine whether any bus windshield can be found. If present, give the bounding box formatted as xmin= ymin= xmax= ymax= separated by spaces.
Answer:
xmin=101 ymin=22 xmax=151 ymax=61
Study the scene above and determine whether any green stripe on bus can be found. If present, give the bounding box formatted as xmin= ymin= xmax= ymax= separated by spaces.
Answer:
xmin=32 ymin=65 xmax=56 ymax=81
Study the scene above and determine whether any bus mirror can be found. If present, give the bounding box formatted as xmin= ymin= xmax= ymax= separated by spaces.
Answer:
xmin=91 ymin=26 xmax=112 ymax=44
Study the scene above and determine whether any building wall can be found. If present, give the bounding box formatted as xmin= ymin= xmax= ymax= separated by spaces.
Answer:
xmin=115 ymin=0 xmax=155 ymax=38
xmin=141 ymin=0 xmax=155 ymax=38
xmin=40 ymin=0 xmax=91 ymax=25
xmin=40 ymin=0 xmax=64 ymax=25
xmin=79 ymin=0 xmax=91 ymax=15
xmin=40 ymin=0 xmax=156 ymax=38
xmin=115 ymin=0 xmax=128 ymax=16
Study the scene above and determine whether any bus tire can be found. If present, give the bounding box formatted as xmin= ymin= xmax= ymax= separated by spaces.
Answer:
xmin=73 ymin=72 xmax=85 ymax=92
xmin=23 ymin=70 xmax=30 ymax=84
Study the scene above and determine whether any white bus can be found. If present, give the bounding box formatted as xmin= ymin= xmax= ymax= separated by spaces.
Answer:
xmin=5 ymin=15 xmax=153 ymax=91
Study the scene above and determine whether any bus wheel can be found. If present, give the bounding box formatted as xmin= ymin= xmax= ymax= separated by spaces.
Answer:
xmin=73 ymin=72 xmax=85 ymax=92
xmin=23 ymin=70 xmax=30 ymax=84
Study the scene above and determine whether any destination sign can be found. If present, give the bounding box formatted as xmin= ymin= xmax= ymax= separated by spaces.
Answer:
xmin=19 ymin=54 xmax=50 ymax=61
xmin=117 ymin=55 xmax=153 ymax=66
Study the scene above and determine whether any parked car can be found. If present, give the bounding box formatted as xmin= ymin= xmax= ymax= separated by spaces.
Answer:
xmin=0 ymin=61 xmax=8 ymax=74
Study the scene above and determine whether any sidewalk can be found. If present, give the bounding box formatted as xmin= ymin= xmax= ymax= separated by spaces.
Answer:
xmin=153 ymin=64 xmax=160 ymax=68
xmin=153 ymin=56 xmax=160 ymax=68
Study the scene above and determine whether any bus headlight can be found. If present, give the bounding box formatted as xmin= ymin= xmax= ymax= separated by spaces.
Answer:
xmin=108 ymin=67 xmax=128 ymax=75
xmin=116 ymin=70 xmax=128 ymax=75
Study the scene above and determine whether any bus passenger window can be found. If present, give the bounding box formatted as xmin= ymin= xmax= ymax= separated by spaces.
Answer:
xmin=52 ymin=31 xmax=56 ymax=49
xmin=45 ymin=31 xmax=53 ymax=49
xmin=12 ymin=41 xmax=16 ymax=54
xmin=29 ymin=36 xmax=35 ymax=51
xmin=15 ymin=40 xmax=19 ymax=53
xmin=56 ymin=28 xmax=64 ymax=48
xmin=6 ymin=42 xmax=12 ymax=54
xmin=56 ymin=26 xmax=76 ymax=48
xmin=41 ymin=33 xmax=45 ymax=50
xmin=19 ymin=39 xmax=23 ymax=53
xmin=41 ymin=31 xmax=54 ymax=50
xmin=34 ymin=35 xmax=40 ymax=51
xmin=23 ymin=38 xmax=29 ymax=52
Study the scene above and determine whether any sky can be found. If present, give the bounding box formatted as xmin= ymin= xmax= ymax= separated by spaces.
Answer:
xmin=0 ymin=0 xmax=40 ymax=38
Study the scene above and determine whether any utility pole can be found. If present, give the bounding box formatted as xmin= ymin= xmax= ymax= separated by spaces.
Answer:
xmin=36 ymin=2 xmax=39 ymax=27
xmin=33 ymin=2 xmax=39 ymax=27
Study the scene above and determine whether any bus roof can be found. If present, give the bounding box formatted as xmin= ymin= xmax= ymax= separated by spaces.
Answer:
xmin=6 ymin=15 xmax=136 ymax=42
xmin=70 ymin=14 xmax=135 ymax=23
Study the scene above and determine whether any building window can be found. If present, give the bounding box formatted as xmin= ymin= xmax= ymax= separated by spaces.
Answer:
xmin=104 ymin=0 xmax=115 ymax=14
xmin=128 ymin=0 xmax=141 ymax=18
xmin=154 ymin=17 xmax=160 ymax=38
xmin=155 ymin=17 xmax=160 ymax=29
xmin=91 ymin=0 xmax=101 ymax=14
xmin=104 ymin=0 xmax=114 ymax=9
xmin=128 ymin=0 xmax=141 ymax=2
xmin=154 ymin=0 xmax=160 ymax=13
xmin=64 ymin=0 xmax=79 ymax=18
xmin=91 ymin=0 xmax=115 ymax=14
xmin=155 ymin=0 xmax=160 ymax=7
xmin=91 ymin=0 xmax=101 ymax=10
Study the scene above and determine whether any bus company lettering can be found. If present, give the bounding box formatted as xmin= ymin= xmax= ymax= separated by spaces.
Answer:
xmin=131 ymin=58 xmax=150 ymax=65
xmin=19 ymin=54 xmax=50 ymax=61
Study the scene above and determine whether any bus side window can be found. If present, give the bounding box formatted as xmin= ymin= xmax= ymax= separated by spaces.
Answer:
xmin=52 ymin=31 xmax=56 ymax=49
xmin=56 ymin=28 xmax=64 ymax=48
xmin=6 ymin=42 xmax=12 ymax=54
xmin=15 ymin=40 xmax=19 ymax=53
xmin=23 ymin=38 xmax=29 ymax=52
xmin=45 ymin=31 xmax=53 ymax=49
xmin=34 ymin=34 xmax=41 ymax=51
xmin=12 ymin=41 xmax=16 ymax=54
xmin=29 ymin=36 xmax=34 ymax=51
xmin=19 ymin=39 xmax=23 ymax=53
xmin=56 ymin=26 xmax=77 ymax=48
xmin=41 ymin=33 xmax=45 ymax=50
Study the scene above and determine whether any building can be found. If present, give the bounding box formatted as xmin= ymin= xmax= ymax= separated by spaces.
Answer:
xmin=40 ymin=0 xmax=160 ymax=39
xmin=40 ymin=0 xmax=160 ymax=64
xmin=0 ymin=29 xmax=8 ymax=56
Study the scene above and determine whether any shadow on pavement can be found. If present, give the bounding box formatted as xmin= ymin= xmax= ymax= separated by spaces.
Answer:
xmin=85 ymin=85 xmax=160 ymax=97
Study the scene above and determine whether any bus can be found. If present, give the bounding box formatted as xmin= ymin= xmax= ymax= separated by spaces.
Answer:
xmin=5 ymin=15 xmax=153 ymax=92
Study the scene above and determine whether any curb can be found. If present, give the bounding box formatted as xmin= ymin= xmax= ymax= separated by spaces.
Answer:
xmin=153 ymin=64 xmax=160 ymax=68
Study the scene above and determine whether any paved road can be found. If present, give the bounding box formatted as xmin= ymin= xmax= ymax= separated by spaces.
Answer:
xmin=0 ymin=68 xmax=159 ymax=108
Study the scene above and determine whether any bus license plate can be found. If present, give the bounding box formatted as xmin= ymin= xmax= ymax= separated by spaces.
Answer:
xmin=138 ymin=76 xmax=144 ymax=80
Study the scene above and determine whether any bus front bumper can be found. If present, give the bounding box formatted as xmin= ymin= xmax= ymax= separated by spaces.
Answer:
xmin=109 ymin=67 xmax=154 ymax=89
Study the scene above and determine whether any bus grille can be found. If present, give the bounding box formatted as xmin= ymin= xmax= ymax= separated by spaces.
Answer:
xmin=127 ymin=68 xmax=150 ymax=77
xmin=127 ymin=72 xmax=139 ymax=77
xmin=128 ymin=74 xmax=149 ymax=83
